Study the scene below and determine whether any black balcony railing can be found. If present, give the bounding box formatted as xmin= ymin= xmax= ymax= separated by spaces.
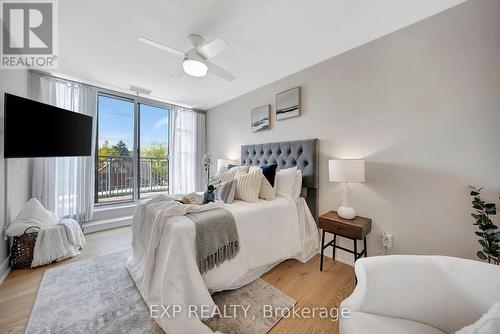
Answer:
xmin=96 ymin=155 xmax=168 ymax=202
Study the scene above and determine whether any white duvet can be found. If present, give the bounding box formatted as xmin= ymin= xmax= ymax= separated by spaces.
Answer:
xmin=127 ymin=196 xmax=319 ymax=334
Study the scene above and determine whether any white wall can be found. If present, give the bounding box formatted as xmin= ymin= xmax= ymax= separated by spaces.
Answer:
xmin=0 ymin=69 xmax=32 ymax=281
xmin=207 ymin=0 xmax=500 ymax=264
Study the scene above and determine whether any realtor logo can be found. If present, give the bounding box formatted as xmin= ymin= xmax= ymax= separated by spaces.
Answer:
xmin=1 ymin=0 xmax=57 ymax=69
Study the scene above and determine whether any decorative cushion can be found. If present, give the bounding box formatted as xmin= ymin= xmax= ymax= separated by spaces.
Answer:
xmin=456 ymin=303 xmax=500 ymax=334
xmin=249 ymin=166 xmax=260 ymax=173
xmin=5 ymin=198 xmax=58 ymax=237
xmin=280 ymin=166 xmax=297 ymax=172
xmin=248 ymin=164 xmax=278 ymax=201
xmin=217 ymin=167 xmax=237 ymax=183
xmin=218 ymin=166 xmax=250 ymax=183
xmin=275 ymin=167 xmax=298 ymax=198
xmin=215 ymin=179 xmax=238 ymax=204
xmin=235 ymin=170 xmax=263 ymax=203
xmin=234 ymin=165 xmax=250 ymax=178
xmin=259 ymin=177 xmax=276 ymax=200
xmin=217 ymin=163 xmax=239 ymax=175
xmin=260 ymin=163 xmax=278 ymax=186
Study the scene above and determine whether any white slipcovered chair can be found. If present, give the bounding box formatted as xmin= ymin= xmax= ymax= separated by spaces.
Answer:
xmin=340 ymin=255 xmax=500 ymax=334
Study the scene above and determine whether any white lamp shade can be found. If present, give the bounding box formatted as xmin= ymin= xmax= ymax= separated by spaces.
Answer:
xmin=329 ymin=159 xmax=365 ymax=183
xmin=217 ymin=159 xmax=239 ymax=172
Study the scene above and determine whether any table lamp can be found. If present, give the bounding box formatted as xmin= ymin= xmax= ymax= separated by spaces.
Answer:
xmin=329 ymin=159 xmax=365 ymax=219
xmin=217 ymin=159 xmax=239 ymax=172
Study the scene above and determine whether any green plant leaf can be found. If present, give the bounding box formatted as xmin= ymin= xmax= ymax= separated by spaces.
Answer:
xmin=475 ymin=231 xmax=484 ymax=237
xmin=485 ymin=203 xmax=496 ymax=208
xmin=471 ymin=213 xmax=481 ymax=220
xmin=483 ymin=247 xmax=492 ymax=254
xmin=485 ymin=208 xmax=496 ymax=215
xmin=479 ymin=239 xmax=487 ymax=247
xmin=470 ymin=191 xmax=479 ymax=196
xmin=477 ymin=251 xmax=488 ymax=260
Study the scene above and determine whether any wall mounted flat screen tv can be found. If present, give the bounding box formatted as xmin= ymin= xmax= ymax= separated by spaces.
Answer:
xmin=4 ymin=93 xmax=93 ymax=158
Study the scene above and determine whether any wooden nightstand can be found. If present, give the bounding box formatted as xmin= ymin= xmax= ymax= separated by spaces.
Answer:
xmin=318 ymin=211 xmax=372 ymax=271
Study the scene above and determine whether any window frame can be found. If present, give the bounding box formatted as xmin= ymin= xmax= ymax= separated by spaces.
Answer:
xmin=94 ymin=89 xmax=171 ymax=207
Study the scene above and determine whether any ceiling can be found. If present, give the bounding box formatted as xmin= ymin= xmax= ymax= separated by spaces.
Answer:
xmin=57 ymin=0 xmax=465 ymax=109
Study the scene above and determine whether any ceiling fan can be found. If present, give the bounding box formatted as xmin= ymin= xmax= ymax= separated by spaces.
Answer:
xmin=138 ymin=34 xmax=235 ymax=81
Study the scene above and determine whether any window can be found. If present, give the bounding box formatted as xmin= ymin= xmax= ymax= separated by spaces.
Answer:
xmin=95 ymin=93 xmax=169 ymax=204
xmin=139 ymin=103 xmax=169 ymax=199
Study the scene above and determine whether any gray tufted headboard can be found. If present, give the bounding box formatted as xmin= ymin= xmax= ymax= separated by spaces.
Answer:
xmin=240 ymin=139 xmax=319 ymax=221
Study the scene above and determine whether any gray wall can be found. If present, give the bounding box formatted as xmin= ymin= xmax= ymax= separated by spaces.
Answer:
xmin=0 ymin=69 xmax=32 ymax=280
xmin=207 ymin=0 xmax=500 ymax=264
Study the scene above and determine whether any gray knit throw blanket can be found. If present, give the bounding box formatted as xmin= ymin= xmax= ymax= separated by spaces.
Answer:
xmin=186 ymin=208 xmax=240 ymax=274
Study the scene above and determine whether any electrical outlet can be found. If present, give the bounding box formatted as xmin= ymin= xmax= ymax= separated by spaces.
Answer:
xmin=382 ymin=233 xmax=393 ymax=253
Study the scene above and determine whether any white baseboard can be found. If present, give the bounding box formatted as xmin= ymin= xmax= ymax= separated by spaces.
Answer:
xmin=322 ymin=251 xmax=354 ymax=267
xmin=0 ymin=256 xmax=11 ymax=286
xmin=321 ymin=232 xmax=355 ymax=267
xmin=83 ymin=216 xmax=132 ymax=234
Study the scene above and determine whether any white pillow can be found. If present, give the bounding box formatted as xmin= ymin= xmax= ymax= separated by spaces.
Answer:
xmin=249 ymin=166 xmax=277 ymax=200
xmin=234 ymin=165 xmax=250 ymax=178
xmin=235 ymin=170 xmax=263 ymax=203
xmin=275 ymin=167 xmax=298 ymax=198
xmin=456 ymin=302 xmax=500 ymax=334
xmin=259 ymin=177 xmax=276 ymax=200
xmin=249 ymin=166 xmax=260 ymax=173
xmin=281 ymin=166 xmax=297 ymax=173
xmin=215 ymin=179 xmax=238 ymax=204
xmin=5 ymin=198 xmax=58 ymax=237
xmin=293 ymin=170 xmax=303 ymax=199
xmin=217 ymin=167 xmax=237 ymax=183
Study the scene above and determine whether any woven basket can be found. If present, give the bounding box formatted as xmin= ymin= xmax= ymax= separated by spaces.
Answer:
xmin=10 ymin=226 xmax=40 ymax=269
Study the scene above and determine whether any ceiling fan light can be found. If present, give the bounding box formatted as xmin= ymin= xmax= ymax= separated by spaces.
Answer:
xmin=182 ymin=59 xmax=208 ymax=77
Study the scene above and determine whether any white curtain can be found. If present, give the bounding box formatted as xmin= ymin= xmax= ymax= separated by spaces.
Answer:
xmin=30 ymin=73 xmax=97 ymax=223
xmin=169 ymin=106 xmax=205 ymax=194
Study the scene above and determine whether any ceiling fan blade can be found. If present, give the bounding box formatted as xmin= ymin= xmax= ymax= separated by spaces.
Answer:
xmin=207 ymin=62 xmax=235 ymax=81
xmin=198 ymin=38 xmax=228 ymax=59
xmin=138 ymin=37 xmax=185 ymax=57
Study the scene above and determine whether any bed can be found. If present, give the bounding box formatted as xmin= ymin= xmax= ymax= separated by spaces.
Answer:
xmin=127 ymin=139 xmax=320 ymax=334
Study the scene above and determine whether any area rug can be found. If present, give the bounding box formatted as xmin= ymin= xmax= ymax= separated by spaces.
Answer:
xmin=26 ymin=250 xmax=296 ymax=334
xmin=204 ymin=278 xmax=296 ymax=334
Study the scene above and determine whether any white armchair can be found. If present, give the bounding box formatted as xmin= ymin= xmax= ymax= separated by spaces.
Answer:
xmin=340 ymin=255 xmax=500 ymax=334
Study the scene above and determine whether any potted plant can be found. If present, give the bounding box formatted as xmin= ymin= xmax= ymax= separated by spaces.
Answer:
xmin=469 ymin=186 xmax=500 ymax=265
xmin=203 ymin=184 xmax=216 ymax=204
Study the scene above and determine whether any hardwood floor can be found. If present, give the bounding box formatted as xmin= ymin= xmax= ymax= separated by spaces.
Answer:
xmin=264 ymin=254 xmax=355 ymax=334
xmin=0 ymin=226 xmax=355 ymax=334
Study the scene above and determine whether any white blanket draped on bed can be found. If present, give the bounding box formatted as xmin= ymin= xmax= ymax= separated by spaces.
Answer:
xmin=127 ymin=196 xmax=319 ymax=334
